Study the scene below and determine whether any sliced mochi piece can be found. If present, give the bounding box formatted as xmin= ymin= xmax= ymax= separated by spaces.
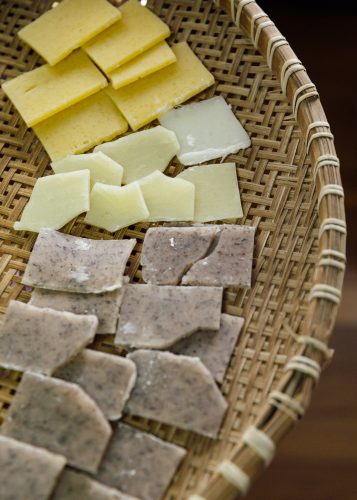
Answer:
xmin=33 ymin=91 xmax=128 ymax=161
xmin=115 ymin=284 xmax=223 ymax=349
xmin=30 ymin=285 xmax=126 ymax=334
xmin=109 ymin=41 xmax=176 ymax=90
xmin=94 ymin=125 xmax=179 ymax=184
xmin=159 ymin=96 xmax=251 ymax=165
xmin=141 ymin=225 xmax=217 ymax=285
xmin=0 ymin=435 xmax=66 ymax=500
xmin=18 ymin=0 xmax=121 ymax=66
xmin=54 ymin=349 xmax=136 ymax=421
xmin=177 ymin=163 xmax=243 ymax=222
xmin=52 ymin=152 xmax=123 ymax=187
xmin=0 ymin=301 xmax=97 ymax=375
xmin=84 ymin=182 xmax=149 ymax=232
xmin=53 ymin=470 xmax=138 ymax=500
xmin=138 ymin=170 xmax=194 ymax=222
xmin=2 ymin=50 xmax=107 ymax=127
xmin=170 ymin=313 xmax=244 ymax=383
xmin=83 ymin=0 xmax=170 ymax=73
xmin=127 ymin=350 xmax=228 ymax=438
xmin=97 ymin=423 xmax=186 ymax=500
xmin=106 ymin=42 xmax=215 ymax=131
xmin=182 ymin=225 xmax=255 ymax=287
xmin=13 ymin=170 xmax=90 ymax=233
xmin=22 ymin=229 xmax=135 ymax=293
xmin=1 ymin=372 xmax=112 ymax=474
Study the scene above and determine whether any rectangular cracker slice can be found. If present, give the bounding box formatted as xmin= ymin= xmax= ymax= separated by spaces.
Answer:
xmin=84 ymin=0 xmax=170 ymax=73
xmin=109 ymin=41 xmax=176 ymax=89
xmin=18 ymin=0 xmax=121 ymax=66
xmin=34 ymin=91 xmax=128 ymax=161
xmin=115 ymin=284 xmax=223 ymax=349
xmin=107 ymin=42 xmax=214 ymax=130
xmin=2 ymin=50 xmax=107 ymax=127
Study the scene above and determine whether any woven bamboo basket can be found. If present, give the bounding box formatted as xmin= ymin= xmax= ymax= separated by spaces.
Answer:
xmin=0 ymin=0 xmax=346 ymax=498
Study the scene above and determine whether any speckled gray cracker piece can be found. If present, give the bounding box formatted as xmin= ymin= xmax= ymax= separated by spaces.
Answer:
xmin=127 ymin=350 xmax=228 ymax=438
xmin=0 ymin=300 xmax=97 ymax=375
xmin=141 ymin=226 xmax=217 ymax=285
xmin=53 ymin=469 xmax=139 ymax=500
xmin=22 ymin=229 xmax=135 ymax=293
xmin=182 ymin=225 xmax=255 ymax=287
xmin=54 ymin=349 xmax=136 ymax=420
xmin=171 ymin=313 xmax=244 ymax=383
xmin=97 ymin=423 xmax=186 ymax=500
xmin=30 ymin=283 xmax=127 ymax=334
xmin=1 ymin=372 xmax=112 ymax=474
xmin=0 ymin=435 xmax=66 ymax=500
xmin=115 ymin=284 xmax=223 ymax=349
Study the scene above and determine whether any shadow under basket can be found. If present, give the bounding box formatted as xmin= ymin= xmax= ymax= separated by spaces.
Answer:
xmin=0 ymin=0 xmax=346 ymax=499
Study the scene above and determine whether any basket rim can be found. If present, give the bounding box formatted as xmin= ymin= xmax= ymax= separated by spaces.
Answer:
xmin=194 ymin=1 xmax=346 ymax=498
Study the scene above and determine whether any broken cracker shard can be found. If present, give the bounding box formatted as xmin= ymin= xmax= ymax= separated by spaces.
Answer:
xmin=0 ymin=435 xmax=65 ymax=500
xmin=54 ymin=349 xmax=136 ymax=421
xmin=141 ymin=224 xmax=255 ymax=288
xmin=126 ymin=350 xmax=228 ymax=438
xmin=30 ymin=283 xmax=127 ymax=335
xmin=52 ymin=469 xmax=139 ymax=500
xmin=1 ymin=372 xmax=111 ymax=474
xmin=96 ymin=422 xmax=186 ymax=500
xmin=115 ymin=284 xmax=223 ymax=349
xmin=22 ymin=229 xmax=135 ymax=293
xmin=0 ymin=301 xmax=97 ymax=376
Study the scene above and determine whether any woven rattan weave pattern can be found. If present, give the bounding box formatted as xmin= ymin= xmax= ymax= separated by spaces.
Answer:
xmin=0 ymin=1 xmax=346 ymax=498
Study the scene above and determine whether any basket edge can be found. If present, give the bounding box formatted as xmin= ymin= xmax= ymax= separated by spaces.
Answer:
xmin=193 ymin=1 xmax=346 ymax=498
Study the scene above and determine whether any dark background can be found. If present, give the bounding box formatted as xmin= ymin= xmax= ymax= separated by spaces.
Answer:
xmin=245 ymin=2 xmax=357 ymax=499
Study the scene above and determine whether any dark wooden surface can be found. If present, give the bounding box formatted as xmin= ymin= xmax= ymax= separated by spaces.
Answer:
xmin=246 ymin=3 xmax=357 ymax=499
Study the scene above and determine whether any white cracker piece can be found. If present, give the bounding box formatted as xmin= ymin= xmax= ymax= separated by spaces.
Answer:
xmin=159 ymin=96 xmax=251 ymax=165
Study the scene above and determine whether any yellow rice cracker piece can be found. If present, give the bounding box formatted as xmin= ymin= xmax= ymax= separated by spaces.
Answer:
xmin=109 ymin=41 xmax=176 ymax=89
xmin=178 ymin=163 xmax=243 ymax=222
xmin=2 ymin=51 xmax=107 ymax=127
xmin=33 ymin=91 xmax=128 ymax=161
xmin=84 ymin=0 xmax=170 ymax=73
xmin=107 ymin=42 xmax=215 ymax=130
xmin=18 ymin=0 xmax=121 ymax=66
xmin=138 ymin=170 xmax=195 ymax=222
xmin=84 ymin=182 xmax=149 ymax=233
xmin=14 ymin=170 xmax=90 ymax=233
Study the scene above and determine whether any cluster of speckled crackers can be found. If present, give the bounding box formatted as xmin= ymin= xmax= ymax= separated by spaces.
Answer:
xmin=2 ymin=0 xmax=214 ymax=161
xmin=0 ymin=224 xmax=254 ymax=499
